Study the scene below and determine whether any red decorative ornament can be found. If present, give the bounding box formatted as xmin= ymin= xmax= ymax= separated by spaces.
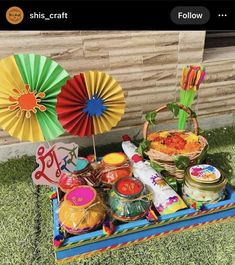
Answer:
xmin=122 ymin=134 xmax=131 ymax=141
xmin=131 ymin=154 xmax=143 ymax=163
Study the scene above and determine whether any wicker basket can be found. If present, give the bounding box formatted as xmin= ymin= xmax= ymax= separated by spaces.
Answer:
xmin=143 ymin=103 xmax=208 ymax=181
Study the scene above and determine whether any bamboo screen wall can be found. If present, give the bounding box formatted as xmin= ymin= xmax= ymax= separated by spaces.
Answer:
xmin=0 ymin=31 xmax=235 ymax=147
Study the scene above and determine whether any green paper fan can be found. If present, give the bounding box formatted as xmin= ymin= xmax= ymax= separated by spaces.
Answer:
xmin=0 ymin=53 xmax=70 ymax=142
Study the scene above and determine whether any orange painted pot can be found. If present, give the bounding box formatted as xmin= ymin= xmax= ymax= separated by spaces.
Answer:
xmin=100 ymin=153 xmax=132 ymax=185
xmin=58 ymin=186 xmax=106 ymax=234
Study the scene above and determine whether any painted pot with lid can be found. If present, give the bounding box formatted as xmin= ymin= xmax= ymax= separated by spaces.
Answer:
xmin=182 ymin=164 xmax=227 ymax=204
xmin=73 ymin=157 xmax=98 ymax=185
xmin=73 ymin=157 xmax=94 ymax=175
xmin=58 ymin=158 xmax=93 ymax=192
xmin=109 ymin=176 xmax=151 ymax=222
xmin=100 ymin=152 xmax=132 ymax=185
xmin=58 ymin=186 xmax=106 ymax=234
xmin=58 ymin=172 xmax=87 ymax=193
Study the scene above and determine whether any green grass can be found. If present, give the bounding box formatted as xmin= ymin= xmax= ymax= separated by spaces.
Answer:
xmin=0 ymin=156 xmax=38 ymax=265
xmin=1 ymin=127 xmax=235 ymax=265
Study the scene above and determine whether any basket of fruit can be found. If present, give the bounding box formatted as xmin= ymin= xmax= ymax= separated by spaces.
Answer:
xmin=143 ymin=103 xmax=208 ymax=181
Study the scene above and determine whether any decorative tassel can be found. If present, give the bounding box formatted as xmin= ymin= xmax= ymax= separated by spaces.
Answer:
xmin=146 ymin=209 xmax=158 ymax=223
xmin=200 ymin=204 xmax=206 ymax=211
xmin=86 ymin=154 xmax=95 ymax=163
xmin=53 ymin=234 xmax=64 ymax=248
xmin=191 ymin=201 xmax=200 ymax=210
xmin=191 ymin=201 xmax=205 ymax=210
xmin=49 ymin=191 xmax=57 ymax=200
xmin=102 ymin=220 xmax=115 ymax=235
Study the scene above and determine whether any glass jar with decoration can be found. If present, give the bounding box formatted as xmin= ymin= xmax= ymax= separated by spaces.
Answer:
xmin=109 ymin=176 xmax=152 ymax=222
xmin=99 ymin=153 xmax=132 ymax=185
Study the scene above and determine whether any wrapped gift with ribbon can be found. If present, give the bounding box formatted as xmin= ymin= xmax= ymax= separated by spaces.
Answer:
xmin=58 ymin=186 xmax=106 ymax=234
xmin=122 ymin=137 xmax=187 ymax=215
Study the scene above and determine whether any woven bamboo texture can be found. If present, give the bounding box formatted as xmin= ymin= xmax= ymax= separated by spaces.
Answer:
xmin=143 ymin=103 xmax=208 ymax=180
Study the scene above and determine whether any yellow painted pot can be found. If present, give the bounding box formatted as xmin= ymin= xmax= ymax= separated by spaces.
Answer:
xmin=58 ymin=186 xmax=106 ymax=234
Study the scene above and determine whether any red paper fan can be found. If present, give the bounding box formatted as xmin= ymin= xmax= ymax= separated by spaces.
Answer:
xmin=56 ymin=71 xmax=125 ymax=137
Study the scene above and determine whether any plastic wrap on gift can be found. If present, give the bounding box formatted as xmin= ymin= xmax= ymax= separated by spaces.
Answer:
xmin=58 ymin=186 xmax=106 ymax=235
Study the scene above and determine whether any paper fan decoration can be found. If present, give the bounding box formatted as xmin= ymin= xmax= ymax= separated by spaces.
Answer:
xmin=0 ymin=54 xmax=70 ymax=142
xmin=56 ymin=71 xmax=125 ymax=137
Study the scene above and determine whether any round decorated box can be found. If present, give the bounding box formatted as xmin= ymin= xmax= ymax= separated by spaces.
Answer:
xmin=109 ymin=176 xmax=151 ymax=222
xmin=189 ymin=164 xmax=221 ymax=183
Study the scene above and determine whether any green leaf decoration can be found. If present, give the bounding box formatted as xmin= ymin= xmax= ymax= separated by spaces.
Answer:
xmin=136 ymin=140 xmax=151 ymax=156
xmin=162 ymin=174 xmax=178 ymax=191
xmin=150 ymin=161 xmax=165 ymax=173
xmin=198 ymin=127 xmax=205 ymax=135
xmin=145 ymin=111 xmax=157 ymax=125
xmin=167 ymin=102 xmax=180 ymax=117
xmin=173 ymin=155 xmax=190 ymax=170
xmin=149 ymin=161 xmax=178 ymax=190
xmin=196 ymin=144 xmax=209 ymax=164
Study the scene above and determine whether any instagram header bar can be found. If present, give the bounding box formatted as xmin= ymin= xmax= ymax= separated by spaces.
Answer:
xmin=0 ymin=1 xmax=234 ymax=30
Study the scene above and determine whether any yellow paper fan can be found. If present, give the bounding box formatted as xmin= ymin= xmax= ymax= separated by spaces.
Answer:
xmin=0 ymin=54 xmax=70 ymax=142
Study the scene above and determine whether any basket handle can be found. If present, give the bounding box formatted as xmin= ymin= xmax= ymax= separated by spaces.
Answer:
xmin=143 ymin=103 xmax=199 ymax=139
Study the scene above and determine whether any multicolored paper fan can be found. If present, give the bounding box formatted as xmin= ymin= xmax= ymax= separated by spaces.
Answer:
xmin=0 ymin=54 xmax=70 ymax=142
xmin=56 ymin=71 xmax=125 ymax=137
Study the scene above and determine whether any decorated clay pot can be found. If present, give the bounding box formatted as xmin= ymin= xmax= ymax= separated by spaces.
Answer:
xmin=58 ymin=186 xmax=106 ymax=234
xmin=59 ymin=172 xmax=86 ymax=193
xmin=109 ymin=176 xmax=151 ymax=222
xmin=73 ymin=157 xmax=99 ymax=186
xmin=100 ymin=153 xmax=132 ymax=185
